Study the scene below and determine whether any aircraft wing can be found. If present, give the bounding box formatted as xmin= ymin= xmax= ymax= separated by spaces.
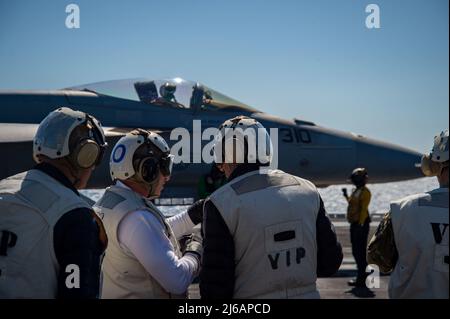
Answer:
xmin=0 ymin=123 xmax=138 ymax=143
xmin=0 ymin=123 xmax=40 ymax=143
xmin=0 ymin=123 xmax=175 ymax=147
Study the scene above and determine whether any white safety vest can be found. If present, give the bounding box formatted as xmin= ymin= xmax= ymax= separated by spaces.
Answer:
xmin=95 ymin=184 xmax=185 ymax=299
xmin=0 ymin=169 xmax=91 ymax=298
xmin=389 ymin=187 xmax=449 ymax=299
xmin=208 ymin=169 xmax=320 ymax=299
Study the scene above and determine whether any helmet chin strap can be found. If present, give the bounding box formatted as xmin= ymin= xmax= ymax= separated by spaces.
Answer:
xmin=146 ymin=183 xmax=156 ymax=199
xmin=133 ymin=173 xmax=159 ymax=199
xmin=141 ymin=178 xmax=161 ymax=199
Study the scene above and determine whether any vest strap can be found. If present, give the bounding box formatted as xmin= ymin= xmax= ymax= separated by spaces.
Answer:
xmin=418 ymin=192 xmax=449 ymax=208
xmin=231 ymin=172 xmax=299 ymax=195
xmin=143 ymin=199 xmax=171 ymax=237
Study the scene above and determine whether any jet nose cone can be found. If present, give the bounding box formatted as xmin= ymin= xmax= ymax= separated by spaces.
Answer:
xmin=355 ymin=138 xmax=423 ymax=183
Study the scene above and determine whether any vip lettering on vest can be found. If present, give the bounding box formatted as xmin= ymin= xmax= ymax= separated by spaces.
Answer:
xmin=431 ymin=223 xmax=449 ymax=245
xmin=268 ymin=247 xmax=306 ymax=270
xmin=431 ymin=222 xmax=449 ymax=268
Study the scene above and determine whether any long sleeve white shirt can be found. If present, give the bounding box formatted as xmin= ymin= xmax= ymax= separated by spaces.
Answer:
xmin=115 ymin=182 xmax=199 ymax=295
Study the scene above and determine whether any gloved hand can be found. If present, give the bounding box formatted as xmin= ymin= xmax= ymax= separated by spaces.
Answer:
xmin=183 ymin=230 xmax=203 ymax=261
xmin=341 ymin=188 xmax=348 ymax=197
xmin=187 ymin=199 xmax=205 ymax=225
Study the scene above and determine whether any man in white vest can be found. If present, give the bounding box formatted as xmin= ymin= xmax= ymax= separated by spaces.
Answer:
xmin=368 ymin=129 xmax=449 ymax=299
xmin=95 ymin=129 xmax=203 ymax=299
xmin=200 ymin=116 xmax=343 ymax=299
xmin=0 ymin=107 xmax=108 ymax=298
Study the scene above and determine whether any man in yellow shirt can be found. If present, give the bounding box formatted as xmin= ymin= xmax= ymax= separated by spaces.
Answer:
xmin=342 ymin=168 xmax=371 ymax=287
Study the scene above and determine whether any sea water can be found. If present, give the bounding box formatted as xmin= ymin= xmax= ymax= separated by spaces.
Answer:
xmin=82 ymin=177 xmax=439 ymax=218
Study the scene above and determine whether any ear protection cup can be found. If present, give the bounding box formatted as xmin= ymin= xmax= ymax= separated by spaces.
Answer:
xmin=137 ymin=157 xmax=159 ymax=183
xmin=421 ymin=154 xmax=443 ymax=176
xmin=72 ymin=139 xmax=101 ymax=169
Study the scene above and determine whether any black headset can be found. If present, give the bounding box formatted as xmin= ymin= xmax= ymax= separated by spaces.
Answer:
xmin=134 ymin=129 xmax=172 ymax=183
xmin=137 ymin=156 xmax=160 ymax=183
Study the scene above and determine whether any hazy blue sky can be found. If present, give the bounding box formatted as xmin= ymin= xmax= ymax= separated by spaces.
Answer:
xmin=0 ymin=0 xmax=448 ymax=153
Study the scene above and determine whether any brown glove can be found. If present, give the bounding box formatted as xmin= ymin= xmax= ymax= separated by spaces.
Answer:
xmin=183 ymin=230 xmax=203 ymax=260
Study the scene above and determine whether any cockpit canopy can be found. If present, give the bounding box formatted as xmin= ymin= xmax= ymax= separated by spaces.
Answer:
xmin=67 ymin=77 xmax=259 ymax=113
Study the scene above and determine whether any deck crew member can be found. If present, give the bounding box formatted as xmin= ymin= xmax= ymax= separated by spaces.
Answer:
xmin=200 ymin=116 xmax=343 ymax=299
xmin=342 ymin=168 xmax=371 ymax=287
xmin=95 ymin=129 xmax=203 ymax=299
xmin=368 ymin=129 xmax=449 ymax=299
xmin=0 ymin=107 xmax=108 ymax=298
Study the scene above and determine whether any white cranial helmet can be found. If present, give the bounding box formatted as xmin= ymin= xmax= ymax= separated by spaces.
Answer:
xmin=213 ymin=116 xmax=273 ymax=165
xmin=110 ymin=129 xmax=173 ymax=182
xmin=421 ymin=129 xmax=449 ymax=176
xmin=33 ymin=107 xmax=106 ymax=168
xmin=430 ymin=129 xmax=449 ymax=163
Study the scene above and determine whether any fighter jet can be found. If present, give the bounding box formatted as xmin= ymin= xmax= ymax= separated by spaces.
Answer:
xmin=0 ymin=77 xmax=423 ymax=200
